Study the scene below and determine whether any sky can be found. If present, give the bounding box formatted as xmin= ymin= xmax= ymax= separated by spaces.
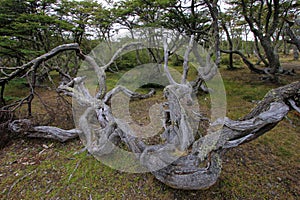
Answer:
xmin=93 ymin=0 xmax=230 ymax=10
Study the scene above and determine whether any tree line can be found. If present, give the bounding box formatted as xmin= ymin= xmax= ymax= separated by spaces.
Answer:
xmin=0 ymin=0 xmax=299 ymax=66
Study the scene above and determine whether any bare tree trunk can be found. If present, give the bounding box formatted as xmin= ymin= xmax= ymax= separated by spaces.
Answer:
xmin=282 ymin=34 xmax=289 ymax=55
xmin=221 ymin=21 xmax=234 ymax=69
xmin=240 ymin=0 xmax=283 ymax=81
xmin=205 ymin=0 xmax=221 ymax=67
xmin=254 ymin=36 xmax=269 ymax=66
xmin=0 ymin=83 xmax=5 ymax=106
xmin=260 ymin=37 xmax=282 ymax=80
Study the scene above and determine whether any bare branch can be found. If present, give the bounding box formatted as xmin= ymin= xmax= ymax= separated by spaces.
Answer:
xmin=285 ymin=22 xmax=300 ymax=51
xmin=163 ymin=38 xmax=177 ymax=85
xmin=0 ymin=66 xmax=23 ymax=70
xmin=58 ymin=77 xmax=96 ymax=107
xmin=243 ymin=81 xmax=300 ymax=120
xmin=192 ymin=46 xmax=217 ymax=81
xmin=8 ymin=119 xmax=80 ymax=142
xmin=103 ymin=86 xmax=155 ymax=103
xmin=101 ymin=42 xmax=145 ymax=70
xmin=221 ymin=49 xmax=265 ymax=74
xmin=28 ymin=126 xmax=80 ymax=142
xmin=288 ymin=99 xmax=300 ymax=113
xmin=224 ymin=102 xmax=289 ymax=147
xmin=181 ymin=35 xmax=194 ymax=84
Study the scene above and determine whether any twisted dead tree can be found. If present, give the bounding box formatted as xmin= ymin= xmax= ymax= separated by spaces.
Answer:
xmin=4 ymin=38 xmax=300 ymax=190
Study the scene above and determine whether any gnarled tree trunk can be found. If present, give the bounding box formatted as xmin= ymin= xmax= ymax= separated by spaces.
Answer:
xmin=3 ymin=38 xmax=300 ymax=190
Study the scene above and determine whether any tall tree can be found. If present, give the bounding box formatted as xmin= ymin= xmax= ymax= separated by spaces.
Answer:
xmin=0 ymin=0 xmax=58 ymax=64
xmin=204 ymin=0 xmax=221 ymax=66
xmin=229 ymin=0 xmax=293 ymax=80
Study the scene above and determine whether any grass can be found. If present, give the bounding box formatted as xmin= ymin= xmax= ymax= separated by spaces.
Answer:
xmin=4 ymin=78 xmax=28 ymax=103
xmin=0 ymin=56 xmax=299 ymax=199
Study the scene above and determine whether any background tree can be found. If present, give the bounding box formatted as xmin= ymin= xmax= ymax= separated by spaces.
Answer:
xmin=0 ymin=0 xmax=59 ymax=65
xmin=282 ymin=0 xmax=299 ymax=54
xmin=204 ymin=0 xmax=221 ymax=66
xmin=228 ymin=0 xmax=295 ymax=80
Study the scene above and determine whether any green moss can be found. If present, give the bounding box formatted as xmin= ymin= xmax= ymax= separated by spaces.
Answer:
xmin=276 ymin=146 xmax=293 ymax=158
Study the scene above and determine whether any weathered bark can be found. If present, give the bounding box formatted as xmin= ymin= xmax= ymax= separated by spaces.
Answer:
xmin=146 ymin=81 xmax=299 ymax=190
xmin=242 ymin=81 xmax=300 ymax=120
xmin=8 ymin=119 xmax=80 ymax=142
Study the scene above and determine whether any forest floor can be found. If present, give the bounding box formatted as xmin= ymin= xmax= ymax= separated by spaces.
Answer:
xmin=0 ymin=56 xmax=300 ymax=199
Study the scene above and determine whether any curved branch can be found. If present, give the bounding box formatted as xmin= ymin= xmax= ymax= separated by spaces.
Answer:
xmin=285 ymin=23 xmax=300 ymax=51
xmin=150 ymin=81 xmax=299 ymax=190
xmin=288 ymin=99 xmax=300 ymax=113
xmin=243 ymin=81 xmax=300 ymax=119
xmin=223 ymin=102 xmax=289 ymax=147
xmin=0 ymin=43 xmax=81 ymax=85
xmin=103 ymin=86 xmax=155 ymax=103
xmin=102 ymin=42 xmax=145 ymax=70
xmin=8 ymin=119 xmax=80 ymax=142
xmin=221 ymin=49 xmax=265 ymax=74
